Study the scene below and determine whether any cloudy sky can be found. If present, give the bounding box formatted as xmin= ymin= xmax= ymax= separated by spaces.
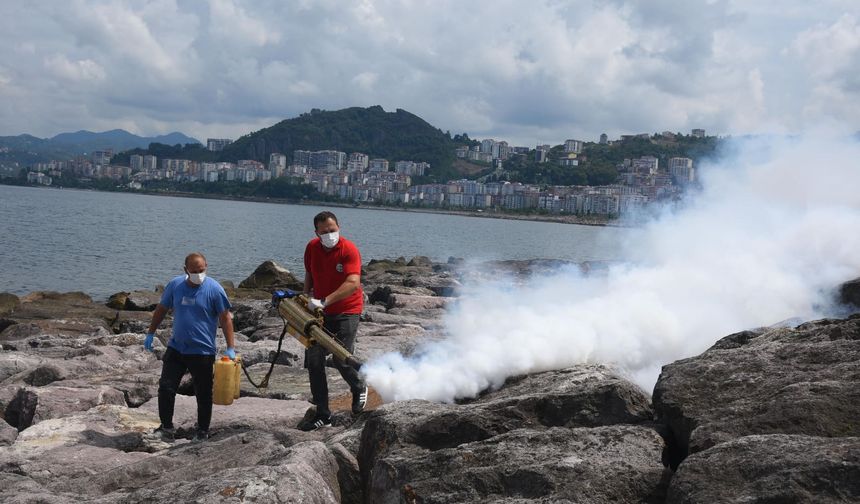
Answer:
xmin=0 ymin=0 xmax=858 ymax=145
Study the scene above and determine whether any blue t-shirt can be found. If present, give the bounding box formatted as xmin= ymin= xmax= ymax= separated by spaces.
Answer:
xmin=160 ymin=275 xmax=231 ymax=355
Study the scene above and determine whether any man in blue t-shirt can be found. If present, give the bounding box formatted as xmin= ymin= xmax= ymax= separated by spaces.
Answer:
xmin=144 ymin=252 xmax=235 ymax=441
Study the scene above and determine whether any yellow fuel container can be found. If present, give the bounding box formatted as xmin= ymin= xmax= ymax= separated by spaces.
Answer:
xmin=213 ymin=357 xmax=237 ymax=406
xmin=233 ymin=354 xmax=242 ymax=399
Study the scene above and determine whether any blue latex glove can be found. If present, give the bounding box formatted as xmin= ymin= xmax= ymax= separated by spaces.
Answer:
xmin=144 ymin=332 xmax=155 ymax=351
xmin=225 ymin=347 xmax=237 ymax=360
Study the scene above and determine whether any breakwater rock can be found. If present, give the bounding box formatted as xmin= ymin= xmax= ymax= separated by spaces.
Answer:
xmin=0 ymin=259 xmax=857 ymax=503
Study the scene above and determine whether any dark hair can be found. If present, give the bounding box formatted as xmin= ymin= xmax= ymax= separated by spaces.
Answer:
xmin=185 ymin=252 xmax=207 ymax=267
xmin=313 ymin=211 xmax=338 ymax=229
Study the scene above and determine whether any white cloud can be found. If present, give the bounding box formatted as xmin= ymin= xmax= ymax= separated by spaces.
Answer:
xmin=351 ymin=71 xmax=378 ymax=91
xmin=0 ymin=0 xmax=859 ymax=141
xmin=207 ymin=0 xmax=280 ymax=47
xmin=788 ymin=14 xmax=860 ymax=126
xmin=44 ymin=54 xmax=106 ymax=82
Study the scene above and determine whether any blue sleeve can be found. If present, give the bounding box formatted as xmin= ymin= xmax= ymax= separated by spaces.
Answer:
xmin=160 ymin=278 xmax=176 ymax=307
xmin=211 ymin=284 xmax=231 ymax=315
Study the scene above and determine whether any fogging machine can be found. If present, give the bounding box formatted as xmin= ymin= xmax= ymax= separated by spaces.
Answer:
xmin=242 ymin=290 xmax=364 ymax=390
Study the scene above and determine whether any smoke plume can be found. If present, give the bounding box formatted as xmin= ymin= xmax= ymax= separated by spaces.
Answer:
xmin=363 ymin=135 xmax=860 ymax=402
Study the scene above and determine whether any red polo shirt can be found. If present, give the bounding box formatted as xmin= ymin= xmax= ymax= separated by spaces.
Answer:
xmin=304 ymin=236 xmax=363 ymax=314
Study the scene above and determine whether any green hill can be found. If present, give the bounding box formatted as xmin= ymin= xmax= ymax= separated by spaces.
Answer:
xmin=220 ymin=106 xmax=459 ymax=181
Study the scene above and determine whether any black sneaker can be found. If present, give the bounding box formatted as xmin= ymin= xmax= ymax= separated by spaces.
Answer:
xmin=152 ymin=424 xmax=176 ymax=441
xmin=352 ymin=386 xmax=368 ymax=415
xmin=299 ymin=415 xmax=332 ymax=431
xmin=192 ymin=429 xmax=210 ymax=442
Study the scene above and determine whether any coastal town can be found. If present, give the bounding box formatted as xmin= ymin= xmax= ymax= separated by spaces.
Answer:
xmin=15 ymin=129 xmax=704 ymax=219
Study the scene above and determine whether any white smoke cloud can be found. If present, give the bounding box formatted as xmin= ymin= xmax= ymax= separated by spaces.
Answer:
xmin=363 ymin=134 xmax=860 ymax=401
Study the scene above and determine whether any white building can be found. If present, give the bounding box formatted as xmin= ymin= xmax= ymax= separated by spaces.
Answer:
xmin=269 ymin=153 xmax=287 ymax=178
xmin=492 ymin=141 xmax=510 ymax=160
xmin=92 ymin=150 xmax=112 ymax=167
xmin=632 ymin=156 xmax=659 ymax=175
xmin=369 ymin=159 xmax=389 ymax=172
xmin=347 ymin=153 xmax=369 ymax=172
xmin=130 ymin=155 xmax=144 ymax=172
xmin=563 ymin=139 xmax=583 ymax=153
xmin=394 ymin=161 xmax=429 ymax=176
xmin=312 ymin=150 xmax=346 ymax=172
xmin=668 ymin=157 xmax=695 ymax=183
xmin=207 ymin=138 xmax=232 ymax=151
xmin=27 ymin=171 xmax=52 ymax=185
xmin=143 ymin=155 xmax=157 ymax=171
xmin=480 ymin=139 xmax=495 ymax=154
xmin=293 ymin=150 xmax=312 ymax=166
xmin=238 ymin=159 xmax=265 ymax=171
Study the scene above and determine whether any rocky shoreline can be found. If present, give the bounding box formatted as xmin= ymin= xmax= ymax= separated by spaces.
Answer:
xmin=1 ymin=258 xmax=858 ymax=503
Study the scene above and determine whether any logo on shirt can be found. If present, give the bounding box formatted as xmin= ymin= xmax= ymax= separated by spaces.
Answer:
xmin=336 ymin=263 xmax=344 ymax=273
xmin=181 ymin=296 xmax=197 ymax=306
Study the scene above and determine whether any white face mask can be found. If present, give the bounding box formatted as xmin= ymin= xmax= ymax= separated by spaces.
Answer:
xmin=319 ymin=231 xmax=340 ymax=248
xmin=187 ymin=271 xmax=206 ymax=285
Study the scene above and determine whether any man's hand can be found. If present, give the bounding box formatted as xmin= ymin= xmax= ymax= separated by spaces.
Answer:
xmin=308 ymin=297 xmax=325 ymax=311
xmin=225 ymin=347 xmax=237 ymax=360
xmin=144 ymin=332 xmax=155 ymax=351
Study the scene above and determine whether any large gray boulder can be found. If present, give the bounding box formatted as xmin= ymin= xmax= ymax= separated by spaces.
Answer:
xmin=366 ymin=285 xmax=437 ymax=308
xmin=653 ymin=315 xmax=860 ymax=459
xmin=0 ymin=402 xmax=342 ymax=503
xmin=13 ymin=291 xmax=116 ymax=322
xmin=401 ymin=274 xmax=461 ymax=297
xmin=0 ymin=420 xmax=17 ymax=446
xmin=368 ymin=425 xmax=668 ymax=504
xmin=359 ymin=366 xmax=665 ymax=503
xmin=355 ymin=322 xmax=431 ymax=361
xmin=0 ymin=318 xmax=111 ymax=342
xmin=238 ymin=260 xmax=303 ymax=291
xmin=123 ymin=289 xmax=162 ymax=311
xmin=841 ymin=277 xmax=860 ymax=309
xmin=388 ymin=293 xmax=451 ymax=310
xmin=666 ymin=434 xmax=860 ymax=503
xmin=4 ymin=384 xmax=127 ymax=430
xmin=231 ymin=298 xmax=276 ymax=332
xmin=361 ymin=310 xmax=443 ymax=329
xmin=0 ymin=292 xmax=19 ymax=316
xmin=0 ymin=354 xmax=42 ymax=383
xmin=101 ymin=439 xmax=341 ymax=504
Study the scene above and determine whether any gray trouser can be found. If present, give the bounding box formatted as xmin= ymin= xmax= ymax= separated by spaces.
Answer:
xmin=305 ymin=314 xmax=364 ymax=417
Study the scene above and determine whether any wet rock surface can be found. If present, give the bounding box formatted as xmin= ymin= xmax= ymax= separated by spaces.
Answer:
xmin=238 ymin=260 xmax=304 ymax=291
xmin=1 ymin=260 xmax=857 ymax=503
xmin=357 ymin=366 xmax=669 ymax=503
xmin=841 ymin=276 xmax=860 ymax=308
xmin=666 ymin=434 xmax=860 ymax=503
xmin=653 ymin=315 xmax=860 ymax=458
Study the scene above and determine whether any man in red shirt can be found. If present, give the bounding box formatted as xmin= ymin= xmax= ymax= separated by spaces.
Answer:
xmin=300 ymin=211 xmax=368 ymax=430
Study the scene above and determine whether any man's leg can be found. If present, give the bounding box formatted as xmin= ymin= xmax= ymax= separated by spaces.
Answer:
xmin=305 ymin=345 xmax=330 ymax=418
xmin=186 ymin=353 xmax=216 ymax=432
xmin=157 ymin=347 xmax=186 ymax=429
xmin=326 ymin=314 xmax=365 ymax=393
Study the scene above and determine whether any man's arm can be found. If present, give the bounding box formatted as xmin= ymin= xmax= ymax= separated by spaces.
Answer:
xmin=303 ymin=273 xmax=313 ymax=296
xmin=321 ymin=274 xmax=360 ymax=306
xmin=219 ymin=310 xmax=235 ymax=349
xmin=147 ymin=304 xmax=168 ymax=334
